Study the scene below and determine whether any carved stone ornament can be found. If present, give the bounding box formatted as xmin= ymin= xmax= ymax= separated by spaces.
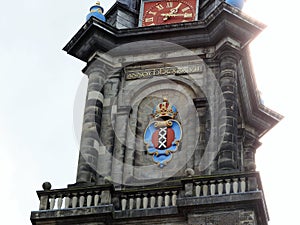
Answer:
xmin=144 ymin=98 xmax=182 ymax=167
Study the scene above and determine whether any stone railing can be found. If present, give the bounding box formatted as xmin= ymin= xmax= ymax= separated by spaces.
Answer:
xmin=182 ymin=172 xmax=262 ymax=198
xmin=37 ymin=183 xmax=113 ymax=210
xmin=114 ymin=185 xmax=182 ymax=211
xmin=36 ymin=172 xmax=262 ymax=211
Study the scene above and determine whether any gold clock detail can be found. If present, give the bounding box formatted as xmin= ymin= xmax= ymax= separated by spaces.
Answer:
xmin=142 ymin=0 xmax=197 ymax=26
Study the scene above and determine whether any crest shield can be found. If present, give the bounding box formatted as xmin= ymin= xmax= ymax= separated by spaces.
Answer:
xmin=144 ymin=98 xmax=182 ymax=167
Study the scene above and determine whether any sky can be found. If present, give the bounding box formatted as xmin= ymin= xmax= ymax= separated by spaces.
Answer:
xmin=0 ymin=0 xmax=299 ymax=224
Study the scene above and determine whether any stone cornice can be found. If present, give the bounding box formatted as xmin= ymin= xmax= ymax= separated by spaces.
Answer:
xmin=63 ymin=3 xmax=265 ymax=62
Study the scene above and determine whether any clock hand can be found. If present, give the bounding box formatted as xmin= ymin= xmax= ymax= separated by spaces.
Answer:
xmin=163 ymin=3 xmax=183 ymax=21
xmin=170 ymin=3 xmax=182 ymax=14
xmin=161 ymin=13 xmax=193 ymax=18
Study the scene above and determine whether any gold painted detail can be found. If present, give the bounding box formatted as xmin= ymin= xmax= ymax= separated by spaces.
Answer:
xmin=126 ymin=63 xmax=204 ymax=80
xmin=154 ymin=120 xmax=173 ymax=128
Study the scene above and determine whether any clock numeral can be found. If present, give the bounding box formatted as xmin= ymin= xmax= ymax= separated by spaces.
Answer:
xmin=148 ymin=11 xmax=157 ymax=15
xmin=166 ymin=2 xmax=173 ymax=8
xmin=148 ymin=23 xmax=155 ymax=26
xmin=156 ymin=4 xmax=164 ymax=10
xmin=181 ymin=19 xmax=188 ymax=22
xmin=145 ymin=17 xmax=154 ymax=23
xmin=182 ymin=6 xmax=190 ymax=12
xmin=184 ymin=13 xmax=193 ymax=18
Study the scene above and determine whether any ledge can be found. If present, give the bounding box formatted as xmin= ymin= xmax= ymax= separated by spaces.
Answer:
xmin=63 ymin=3 xmax=265 ymax=62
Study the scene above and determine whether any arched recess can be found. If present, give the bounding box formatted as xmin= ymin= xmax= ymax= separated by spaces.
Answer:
xmin=122 ymin=76 xmax=205 ymax=185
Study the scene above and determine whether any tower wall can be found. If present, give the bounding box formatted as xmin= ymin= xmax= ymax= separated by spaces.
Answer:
xmin=31 ymin=1 xmax=282 ymax=225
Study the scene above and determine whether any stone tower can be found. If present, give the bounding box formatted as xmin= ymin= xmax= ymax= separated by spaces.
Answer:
xmin=31 ymin=1 xmax=282 ymax=224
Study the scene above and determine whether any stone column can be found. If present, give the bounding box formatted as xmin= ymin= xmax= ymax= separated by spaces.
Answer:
xmin=96 ymin=76 xmax=120 ymax=184
xmin=111 ymin=106 xmax=131 ymax=186
xmin=243 ymin=130 xmax=260 ymax=171
xmin=76 ymin=62 xmax=111 ymax=184
xmin=193 ymin=98 xmax=207 ymax=174
xmin=217 ymin=51 xmax=239 ymax=170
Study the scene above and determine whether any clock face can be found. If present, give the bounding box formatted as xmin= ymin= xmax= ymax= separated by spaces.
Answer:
xmin=142 ymin=0 xmax=197 ymax=27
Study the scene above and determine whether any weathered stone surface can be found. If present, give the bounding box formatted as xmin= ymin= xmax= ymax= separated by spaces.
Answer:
xmin=31 ymin=1 xmax=283 ymax=225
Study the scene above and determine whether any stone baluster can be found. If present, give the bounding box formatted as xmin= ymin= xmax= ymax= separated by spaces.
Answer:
xmin=72 ymin=195 xmax=78 ymax=208
xmin=64 ymin=196 xmax=70 ymax=209
xmin=121 ymin=195 xmax=127 ymax=211
xmin=195 ymin=182 xmax=201 ymax=197
xmin=129 ymin=195 xmax=134 ymax=210
xmin=233 ymin=178 xmax=239 ymax=193
xmin=150 ymin=193 xmax=156 ymax=208
xmin=50 ymin=196 xmax=55 ymax=210
xmin=225 ymin=179 xmax=231 ymax=194
xmin=202 ymin=181 xmax=208 ymax=196
xmin=172 ymin=191 xmax=177 ymax=206
xmin=157 ymin=192 xmax=163 ymax=208
xmin=57 ymin=196 xmax=63 ymax=209
xmin=79 ymin=195 xmax=85 ymax=207
xmin=240 ymin=177 xmax=246 ymax=192
xmin=94 ymin=192 xmax=100 ymax=206
xmin=218 ymin=180 xmax=224 ymax=195
xmin=164 ymin=192 xmax=170 ymax=207
xmin=87 ymin=194 xmax=92 ymax=207
xmin=217 ymin=50 xmax=239 ymax=170
xmin=210 ymin=180 xmax=216 ymax=196
xmin=143 ymin=193 xmax=148 ymax=209
xmin=136 ymin=194 xmax=141 ymax=209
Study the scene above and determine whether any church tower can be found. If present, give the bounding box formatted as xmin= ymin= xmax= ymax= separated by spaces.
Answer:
xmin=31 ymin=1 xmax=282 ymax=224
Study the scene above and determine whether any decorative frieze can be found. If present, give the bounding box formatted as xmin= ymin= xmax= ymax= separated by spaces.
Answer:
xmin=125 ymin=62 xmax=205 ymax=80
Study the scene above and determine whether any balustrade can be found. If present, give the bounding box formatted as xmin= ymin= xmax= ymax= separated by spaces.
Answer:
xmin=37 ymin=185 xmax=112 ymax=210
xmin=182 ymin=172 xmax=260 ymax=198
xmin=36 ymin=172 xmax=261 ymax=212
xmin=117 ymin=189 xmax=179 ymax=211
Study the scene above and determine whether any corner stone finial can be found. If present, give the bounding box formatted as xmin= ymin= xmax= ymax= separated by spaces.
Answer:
xmin=185 ymin=168 xmax=195 ymax=177
xmin=42 ymin=182 xmax=52 ymax=191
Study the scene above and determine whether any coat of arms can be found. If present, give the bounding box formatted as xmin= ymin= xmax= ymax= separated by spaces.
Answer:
xmin=144 ymin=98 xmax=182 ymax=167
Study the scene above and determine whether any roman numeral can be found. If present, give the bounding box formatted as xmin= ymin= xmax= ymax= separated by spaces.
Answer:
xmin=145 ymin=17 xmax=154 ymax=23
xmin=182 ymin=6 xmax=190 ymax=12
xmin=156 ymin=4 xmax=164 ymax=10
xmin=148 ymin=11 xmax=157 ymax=15
xmin=184 ymin=13 xmax=193 ymax=18
xmin=166 ymin=2 xmax=173 ymax=8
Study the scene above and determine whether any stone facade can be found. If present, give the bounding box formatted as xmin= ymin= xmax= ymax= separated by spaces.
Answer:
xmin=31 ymin=1 xmax=282 ymax=224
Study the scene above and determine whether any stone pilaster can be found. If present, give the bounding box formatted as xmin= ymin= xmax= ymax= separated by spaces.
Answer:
xmin=193 ymin=98 xmax=207 ymax=174
xmin=243 ymin=130 xmax=261 ymax=172
xmin=76 ymin=62 xmax=112 ymax=184
xmin=217 ymin=51 xmax=239 ymax=170
xmin=111 ymin=106 xmax=131 ymax=186
xmin=97 ymin=76 xmax=120 ymax=184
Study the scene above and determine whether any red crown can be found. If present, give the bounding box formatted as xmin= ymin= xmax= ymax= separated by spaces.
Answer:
xmin=152 ymin=98 xmax=178 ymax=119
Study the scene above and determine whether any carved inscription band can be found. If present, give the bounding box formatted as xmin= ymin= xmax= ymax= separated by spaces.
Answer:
xmin=126 ymin=63 xmax=204 ymax=80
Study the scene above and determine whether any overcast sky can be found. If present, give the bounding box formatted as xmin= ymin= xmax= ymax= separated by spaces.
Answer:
xmin=0 ymin=1 xmax=299 ymax=224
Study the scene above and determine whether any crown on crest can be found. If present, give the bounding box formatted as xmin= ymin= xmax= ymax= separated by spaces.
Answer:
xmin=152 ymin=98 xmax=178 ymax=119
